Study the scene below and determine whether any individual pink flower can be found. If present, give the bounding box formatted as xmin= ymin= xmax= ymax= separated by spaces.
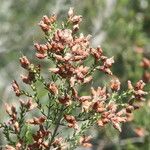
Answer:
xmin=58 ymin=94 xmax=72 ymax=106
xmin=64 ymin=115 xmax=78 ymax=129
xmin=79 ymin=96 xmax=92 ymax=112
xmin=48 ymin=82 xmax=58 ymax=95
xmin=92 ymin=101 xmax=106 ymax=113
xmin=90 ymin=46 xmax=103 ymax=61
xmin=12 ymin=80 xmax=21 ymax=96
xmin=110 ymin=78 xmax=121 ymax=91
xmin=19 ymin=56 xmax=30 ymax=69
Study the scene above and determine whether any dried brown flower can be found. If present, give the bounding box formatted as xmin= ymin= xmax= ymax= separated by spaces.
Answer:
xmin=12 ymin=80 xmax=21 ymax=96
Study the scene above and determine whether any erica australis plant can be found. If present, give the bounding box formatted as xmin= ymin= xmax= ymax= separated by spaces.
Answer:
xmin=0 ymin=8 xmax=148 ymax=150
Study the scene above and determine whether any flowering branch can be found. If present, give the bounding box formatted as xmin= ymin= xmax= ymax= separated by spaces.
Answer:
xmin=0 ymin=8 xmax=148 ymax=150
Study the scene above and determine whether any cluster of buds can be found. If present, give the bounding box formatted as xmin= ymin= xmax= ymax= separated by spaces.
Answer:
xmin=77 ymin=87 xmax=107 ymax=113
xmin=52 ymin=137 xmax=67 ymax=149
xmin=58 ymin=94 xmax=71 ymax=106
xmin=97 ymin=102 xmax=127 ymax=132
xmin=128 ymin=80 xmax=148 ymax=101
xmin=39 ymin=15 xmax=57 ymax=34
xmin=26 ymin=116 xmax=46 ymax=125
xmin=99 ymin=56 xmax=114 ymax=75
xmin=28 ymin=125 xmax=50 ymax=150
xmin=4 ymin=98 xmax=38 ymax=136
xmin=79 ymin=135 xmax=92 ymax=148
xmin=19 ymin=98 xmax=37 ymax=111
xmin=19 ymin=56 xmax=30 ymax=69
xmin=68 ymin=7 xmax=82 ymax=32
xmin=34 ymin=43 xmax=50 ymax=59
xmin=64 ymin=114 xmax=78 ymax=130
xmin=20 ymin=56 xmax=40 ymax=84
xmin=5 ymin=103 xmax=17 ymax=126
xmin=0 ymin=8 xmax=148 ymax=150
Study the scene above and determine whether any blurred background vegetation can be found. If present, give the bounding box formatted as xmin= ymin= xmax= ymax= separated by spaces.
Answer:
xmin=0 ymin=0 xmax=150 ymax=149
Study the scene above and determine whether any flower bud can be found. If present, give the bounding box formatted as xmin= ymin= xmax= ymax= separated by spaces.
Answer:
xmin=12 ymin=80 xmax=21 ymax=96
xmin=68 ymin=7 xmax=74 ymax=18
xmin=19 ymin=56 xmax=30 ymax=69
xmin=110 ymin=78 xmax=121 ymax=91
xmin=48 ymin=83 xmax=58 ymax=95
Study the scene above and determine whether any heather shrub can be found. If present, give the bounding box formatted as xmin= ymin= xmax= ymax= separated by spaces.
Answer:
xmin=0 ymin=8 xmax=148 ymax=150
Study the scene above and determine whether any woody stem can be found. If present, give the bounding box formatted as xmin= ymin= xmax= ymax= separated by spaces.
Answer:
xmin=48 ymin=105 xmax=64 ymax=150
